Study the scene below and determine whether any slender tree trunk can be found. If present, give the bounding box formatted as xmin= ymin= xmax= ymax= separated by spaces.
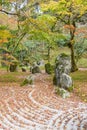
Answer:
xmin=70 ymin=43 xmax=78 ymax=72
xmin=69 ymin=22 xmax=78 ymax=72
xmin=47 ymin=47 xmax=50 ymax=63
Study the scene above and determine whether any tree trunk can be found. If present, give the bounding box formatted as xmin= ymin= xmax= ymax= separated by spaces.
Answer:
xmin=47 ymin=46 xmax=50 ymax=63
xmin=69 ymin=22 xmax=78 ymax=72
xmin=70 ymin=43 xmax=78 ymax=72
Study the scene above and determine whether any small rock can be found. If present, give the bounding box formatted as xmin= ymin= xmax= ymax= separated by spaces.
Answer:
xmin=21 ymin=75 xmax=34 ymax=86
xmin=22 ymin=67 xmax=27 ymax=72
xmin=56 ymin=88 xmax=70 ymax=98
xmin=32 ymin=65 xmax=41 ymax=74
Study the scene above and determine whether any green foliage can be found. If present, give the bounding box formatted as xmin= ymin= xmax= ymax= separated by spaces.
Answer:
xmin=37 ymin=14 xmax=56 ymax=29
xmin=0 ymin=28 xmax=12 ymax=44
xmin=42 ymin=0 xmax=87 ymax=18
xmin=0 ymin=0 xmax=87 ymax=71
xmin=22 ymin=40 xmax=46 ymax=64
xmin=42 ymin=0 xmax=87 ymax=68
xmin=74 ymin=40 xmax=87 ymax=62
xmin=0 ymin=25 xmax=8 ymax=30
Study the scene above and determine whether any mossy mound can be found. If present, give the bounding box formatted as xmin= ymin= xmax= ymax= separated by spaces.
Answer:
xmin=45 ymin=63 xmax=54 ymax=74
xmin=21 ymin=75 xmax=34 ymax=86
xmin=32 ymin=66 xmax=41 ymax=74
xmin=55 ymin=87 xmax=70 ymax=98
xmin=22 ymin=67 xmax=27 ymax=72
xmin=9 ymin=60 xmax=19 ymax=72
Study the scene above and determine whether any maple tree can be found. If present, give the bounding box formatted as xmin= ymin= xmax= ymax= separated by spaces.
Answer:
xmin=42 ymin=0 xmax=87 ymax=72
xmin=0 ymin=1 xmax=49 ymax=71
xmin=0 ymin=25 xmax=12 ymax=44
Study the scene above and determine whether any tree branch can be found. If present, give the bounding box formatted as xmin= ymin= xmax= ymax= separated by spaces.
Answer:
xmin=55 ymin=14 xmax=68 ymax=24
xmin=0 ymin=9 xmax=18 ymax=15
xmin=12 ymin=32 xmax=26 ymax=54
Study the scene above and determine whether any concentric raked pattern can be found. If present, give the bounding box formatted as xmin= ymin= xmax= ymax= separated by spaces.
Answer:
xmin=0 ymin=74 xmax=87 ymax=130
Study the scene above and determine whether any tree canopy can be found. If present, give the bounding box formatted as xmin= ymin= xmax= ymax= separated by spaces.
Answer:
xmin=0 ymin=0 xmax=87 ymax=71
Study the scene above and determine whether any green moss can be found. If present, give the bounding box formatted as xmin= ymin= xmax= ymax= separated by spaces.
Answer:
xmin=67 ymin=86 xmax=74 ymax=92
xmin=70 ymin=71 xmax=87 ymax=102
xmin=20 ymin=76 xmax=34 ymax=86
xmin=55 ymin=87 xmax=70 ymax=98
xmin=0 ymin=74 xmax=20 ymax=82
xmin=70 ymin=70 xmax=87 ymax=82
xmin=45 ymin=63 xmax=54 ymax=74
xmin=0 ymin=70 xmax=29 ymax=83
xmin=59 ymin=53 xmax=69 ymax=58
xmin=21 ymin=79 xmax=29 ymax=86
xmin=77 ymin=57 xmax=87 ymax=68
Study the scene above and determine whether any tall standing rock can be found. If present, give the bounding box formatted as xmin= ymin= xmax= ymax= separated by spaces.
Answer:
xmin=53 ymin=53 xmax=73 ymax=94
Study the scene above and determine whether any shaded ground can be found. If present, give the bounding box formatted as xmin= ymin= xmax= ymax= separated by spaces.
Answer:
xmin=0 ymin=71 xmax=87 ymax=130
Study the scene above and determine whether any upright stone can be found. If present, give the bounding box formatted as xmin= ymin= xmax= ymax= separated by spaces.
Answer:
xmin=53 ymin=53 xmax=73 ymax=92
